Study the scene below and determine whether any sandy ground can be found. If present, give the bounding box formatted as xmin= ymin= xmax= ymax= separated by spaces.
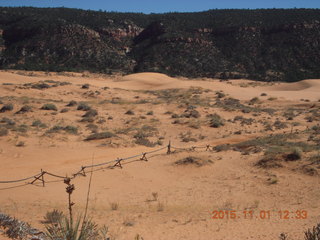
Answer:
xmin=0 ymin=70 xmax=319 ymax=240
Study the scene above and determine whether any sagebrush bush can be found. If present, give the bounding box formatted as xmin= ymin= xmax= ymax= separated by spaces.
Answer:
xmin=67 ymin=100 xmax=77 ymax=107
xmin=15 ymin=105 xmax=32 ymax=114
xmin=208 ymin=113 xmax=224 ymax=128
xmin=41 ymin=104 xmax=57 ymax=111
xmin=77 ymin=102 xmax=91 ymax=111
xmin=82 ymin=109 xmax=98 ymax=118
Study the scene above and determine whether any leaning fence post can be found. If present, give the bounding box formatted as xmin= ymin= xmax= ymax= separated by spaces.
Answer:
xmin=167 ymin=141 xmax=171 ymax=154
xmin=41 ymin=169 xmax=45 ymax=187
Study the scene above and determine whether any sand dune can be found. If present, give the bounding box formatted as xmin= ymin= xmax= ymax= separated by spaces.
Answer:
xmin=0 ymin=70 xmax=319 ymax=240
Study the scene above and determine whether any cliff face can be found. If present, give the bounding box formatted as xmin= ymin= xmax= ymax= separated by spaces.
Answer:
xmin=0 ymin=7 xmax=320 ymax=81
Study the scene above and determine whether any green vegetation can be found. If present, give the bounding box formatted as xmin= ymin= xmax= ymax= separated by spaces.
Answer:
xmin=1 ymin=7 xmax=319 ymax=81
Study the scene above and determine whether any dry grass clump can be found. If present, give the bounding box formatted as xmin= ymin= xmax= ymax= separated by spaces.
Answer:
xmin=110 ymin=202 xmax=119 ymax=211
xmin=46 ymin=125 xmax=78 ymax=135
xmin=85 ymin=131 xmax=115 ymax=141
xmin=179 ymin=131 xmax=197 ymax=142
xmin=175 ymin=156 xmax=213 ymax=167
xmin=255 ymin=155 xmax=283 ymax=169
xmin=133 ymin=125 xmax=160 ymax=147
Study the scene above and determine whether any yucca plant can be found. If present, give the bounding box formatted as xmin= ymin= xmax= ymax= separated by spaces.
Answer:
xmin=45 ymin=215 xmax=105 ymax=240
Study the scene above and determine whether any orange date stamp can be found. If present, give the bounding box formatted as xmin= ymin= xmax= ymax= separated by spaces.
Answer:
xmin=211 ymin=210 xmax=308 ymax=220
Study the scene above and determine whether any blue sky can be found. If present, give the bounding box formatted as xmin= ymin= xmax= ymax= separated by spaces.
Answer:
xmin=0 ymin=0 xmax=319 ymax=13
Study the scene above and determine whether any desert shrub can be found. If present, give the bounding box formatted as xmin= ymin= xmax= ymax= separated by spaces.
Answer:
xmin=171 ymin=113 xmax=180 ymax=118
xmin=41 ymin=104 xmax=57 ymax=111
xmin=260 ymin=93 xmax=267 ymax=96
xmin=208 ymin=113 xmax=225 ymax=128
xmin=13 ymin=124 xmax=28 ymax=133
xmin=134 ymin=137 xmax=157 ymax=147
xmin=16 ymin=141 xmax=25 ymax=147
xmin=284 ymin=147 xmax=302 ymax=161
xmin=15 ymin=105 xmax=32 ymax=114
xmin=179 ymin=131 xmax=197 ymax=142
xmin=0 ymin=117 xmax=15 ymax=126
xmin=82 ymin=109 xmax=98 ymax=118
xmin=85 ymin=131 xmax=115 ymax=141
xmin=283 ymin=110 xmax=295 ymax=120
xmin=188 ymin=120 xmax=201 ymax=129
xmin=181 ymin=109 xmax=200 ymax=118
xmin=64 ymin=126 xmax=78 ymax=135
xmin=80 ymin=117 xmax=95 ymax=123
xmin=311 ymin=125 xmax=320 ymax=132
xmin=32 ymin=120 xmax=47 ymax=128
xmin=216 ymin=91 xmax=226 ymax=98
xmin=125 ymin=110 xmax=135 ymax=115
xmin=60 ymin=108 xmax=69 ymax=113
xmin=274 ymin=120 xmax=288 ymax=129
xmin=175 ymin=156 xmax=212 ymax=167
xmin=66 ymin=100 xmax=77 ymax=107
xmin=0 ymin=128 xmax=8 ymax=136
xmin=306 ymin=116 xmax=314 ymax=122
xmin=213 ymin=144 xmax=231 ymax=152
xmin=86 ymin=124 xmax=98 ymax=132
xmin=81 ymin=83 xmax=90 ymax=89
xmin=46 ymin=125 xmax=78 ymax=135
xmin=255 ymin=155 xmax=283 ymax=169
xmin=248 ymin=97 xmax=261 ymax=105
xmin=146 ymin=111 xmax=153 ymax=115
xmin=31 ymin=82 xmax=50 ymax=89
xmin=77 ymin=102 xmax=91 ymax=111
xmin=0 ymin=103 xmax=13 ymax=112
xmin=268 ymin=97 xmax=277 ymax=101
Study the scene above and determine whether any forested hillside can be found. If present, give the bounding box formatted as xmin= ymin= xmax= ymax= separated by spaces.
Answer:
xmin=0 ymin=7 xmax=320 ymax=81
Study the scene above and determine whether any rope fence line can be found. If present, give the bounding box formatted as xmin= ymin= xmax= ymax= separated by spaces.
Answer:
xmin=0 ymin=142 xmax=216 ymax=191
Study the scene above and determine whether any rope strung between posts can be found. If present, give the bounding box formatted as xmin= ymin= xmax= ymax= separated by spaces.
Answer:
xmin=0 ymin=142 xmax=215 ymax=191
